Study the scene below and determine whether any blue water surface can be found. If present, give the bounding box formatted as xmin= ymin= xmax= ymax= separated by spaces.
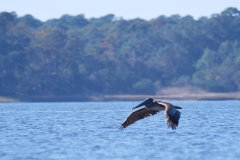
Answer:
xmin=0 ymin=101 xmax=240 ymax=160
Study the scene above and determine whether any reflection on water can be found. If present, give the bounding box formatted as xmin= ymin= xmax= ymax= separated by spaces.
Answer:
xmin=0 ymin=101 xmax=240 ymax=159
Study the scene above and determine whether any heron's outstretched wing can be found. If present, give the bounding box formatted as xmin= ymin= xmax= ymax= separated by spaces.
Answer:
xmin=165 ymin=105 xmax=181 ymax=130
xmin=120 ymin=108 xmax=159 ymax=130
xmin=156 ymin=101 xmax=181 ymax=130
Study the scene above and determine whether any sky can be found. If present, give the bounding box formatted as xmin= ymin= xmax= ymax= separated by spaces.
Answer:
xmin=1 ymin=0 xmax=240 ymax=21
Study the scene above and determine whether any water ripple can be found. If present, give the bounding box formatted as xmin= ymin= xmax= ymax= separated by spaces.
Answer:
xmin=0 ymin=101 xmax=240 ymax=159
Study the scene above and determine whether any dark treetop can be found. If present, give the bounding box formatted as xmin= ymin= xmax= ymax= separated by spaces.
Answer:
xmin=1 ymin=7 xmax=240 ymax=97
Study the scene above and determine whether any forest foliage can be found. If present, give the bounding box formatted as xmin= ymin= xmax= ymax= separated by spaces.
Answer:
xmin=1 ymin=7 xmax=240 ymax=96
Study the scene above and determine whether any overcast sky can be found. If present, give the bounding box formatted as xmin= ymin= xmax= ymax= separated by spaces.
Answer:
xmin=1 ymin=0 xmax=240 ymax=21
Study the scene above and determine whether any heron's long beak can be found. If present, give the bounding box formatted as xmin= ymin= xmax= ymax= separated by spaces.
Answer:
xmin=175 ymin=106 xmax=182 ymax=109
xmin=132 ymin=99 xmax=149 ymax=109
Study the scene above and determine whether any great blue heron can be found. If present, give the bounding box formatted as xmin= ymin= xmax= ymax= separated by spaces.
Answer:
xmin=120 ymin=98 xmax=182 ymax=130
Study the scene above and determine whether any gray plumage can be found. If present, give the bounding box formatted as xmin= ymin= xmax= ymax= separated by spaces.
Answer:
xmin=120 ymin=98 xmax=182 ymax=130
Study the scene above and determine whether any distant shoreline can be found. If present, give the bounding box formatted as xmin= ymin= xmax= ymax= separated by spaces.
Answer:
xmin=1 ymin=92 xmax=240 ymax=102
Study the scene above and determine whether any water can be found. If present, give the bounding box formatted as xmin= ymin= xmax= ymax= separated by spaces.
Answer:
xmin=0 ymin=101 xmax=240 ymax=160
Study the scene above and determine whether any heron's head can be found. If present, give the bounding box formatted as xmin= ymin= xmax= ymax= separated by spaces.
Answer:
xmin=132 ymin=98 xmax=154 ymax=109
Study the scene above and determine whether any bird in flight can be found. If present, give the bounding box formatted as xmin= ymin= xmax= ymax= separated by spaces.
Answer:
xmin=120 ymin=98 xmax=182 ymax=130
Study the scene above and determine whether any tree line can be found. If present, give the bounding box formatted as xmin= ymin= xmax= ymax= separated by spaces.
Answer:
xmin=1 ymin=7 xmax=240 ymax=96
